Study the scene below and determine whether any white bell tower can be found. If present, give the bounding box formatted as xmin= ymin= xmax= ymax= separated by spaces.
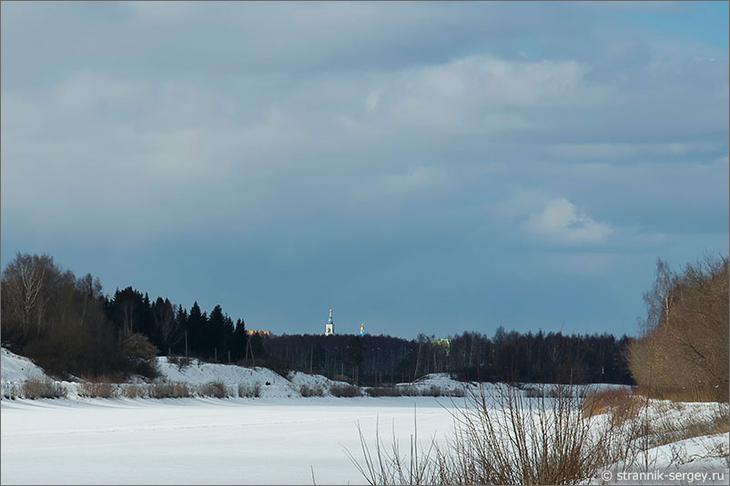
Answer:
xmin=325 ymin=307 xmax=335 ymax=336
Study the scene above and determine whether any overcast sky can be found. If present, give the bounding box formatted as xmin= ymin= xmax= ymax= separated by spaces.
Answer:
xmin=2 ymin=2 xmax=727 ymax=338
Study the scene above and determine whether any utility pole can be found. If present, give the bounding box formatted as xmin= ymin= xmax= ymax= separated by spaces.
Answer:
xmin=185 ymin=331 xmax=188 ymax=358
xmin=228 ymin=350 xmax=231 ymax=364
xmin=214 ymin=347 xmax=217 ymax=362
xmin=244 ymin=337 xmax=255 ymax=367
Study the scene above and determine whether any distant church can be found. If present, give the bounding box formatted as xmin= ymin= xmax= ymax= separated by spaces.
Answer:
xmin=325 ymin=307 xmax=335 ymax=336
xmin=323 ymin=308 xmax=366 ymax=336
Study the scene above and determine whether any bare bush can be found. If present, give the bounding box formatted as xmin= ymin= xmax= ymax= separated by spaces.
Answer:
xmin=330 ymin=383 xmax=361 ymax=397
xmin=149 ymin=382 xmax=190 ymax=399
xmin=122 ymin=384 xmax=145 ymax=399
xmin=366 ymin=386 xmax=406 ymax=397
xmin=238 ymin=382 xmax=261 ymax=398
xmin=349 ymin=384 xmax=630 ymax=485
xmin=78 ymin=381 xmax=117 ymax=398
xmin=582 ymin=388 xmax=641 ymax=427
xmin=21 ymin=378 xmax=67 ymax=399
xmin=300 ymin=384 xmax=325 ymax=397
xmin=366 ymin=385 xmax=465 ymax=398
xmin=199 ymin=381 xmax=229 ymax=398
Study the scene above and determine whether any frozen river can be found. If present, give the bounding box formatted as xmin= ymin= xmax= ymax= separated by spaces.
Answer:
xmin=1 ymin=397 xmax=458 ymax=485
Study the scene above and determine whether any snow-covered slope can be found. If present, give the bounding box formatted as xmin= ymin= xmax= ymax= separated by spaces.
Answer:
xmin=287 ymin=370 xmax=352 ymax=396
xmin=156 ymin=357 xmax=298 ymax=398
xmin=397 ymin=373 xmax=472 ymax=395
xmin=1 ymin=348 xmax=50 ymax=383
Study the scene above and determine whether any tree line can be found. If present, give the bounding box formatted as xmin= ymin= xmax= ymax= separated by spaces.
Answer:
xmin=6 ymin=251 xmax=723 ymax=391
xmin=1 ymin=253 xmax=250 ymax=379
xmin=257 ymin=330 xmax=633 ymax=386
xmin=0 ymin=252 xmax=634 ymax=385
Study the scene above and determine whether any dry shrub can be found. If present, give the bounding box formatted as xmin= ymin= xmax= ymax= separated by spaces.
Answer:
xmin=21 ymin=378 xmax=67 ymax=399
xmin=634 ymin=384 xmax=726 ymax=403
xmin=78 ymin=381 xmax=117 ymax=398
xmin=300 ymin=384 xmax=325 ymax=397
xmin=238 ymin=382 xmax=261 ymax=398
xmin=366 ymin=385 xmax=465 ymax=398
xmin=349 ymin=384 xmax=630 ymax=485
xmin=330 ymin=383 xmax=361 ymax=397
xmin=629 ymin=257 xmax=728 ymax=401
xmin=149 ymin=382 xmax=190 ymax=398
xmin=199 ymin=381 xmax=229 ymax=398
xmin=2 ymin=383 xmax=20 ymax=400
xmin=366 ymin=386 xmax=405 ymax=397
xmin=582 ymin=388 xmax=641 ymax=426
xmin=123 ymin=384 xmax=145 ymax=399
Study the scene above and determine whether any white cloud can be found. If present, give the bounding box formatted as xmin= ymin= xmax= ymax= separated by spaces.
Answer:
xmin=525 ymin=198 xmax=614 ymax=245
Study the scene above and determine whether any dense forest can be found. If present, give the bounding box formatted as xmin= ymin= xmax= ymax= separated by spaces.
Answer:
xmin=3 ymin=251 xmax=722 ymax=388
xmin=261 ymin=331 xmax=632 ymax=385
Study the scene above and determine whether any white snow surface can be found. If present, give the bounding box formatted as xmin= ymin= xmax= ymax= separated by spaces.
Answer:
xmin=287 ymin=370 xmax=351 ymax=395
xmin=157 ymin=357 xmax=297 ymax=398
xmin=2 ymin=348 xmax=727 ymax=484
xmin=1 ymin=347 xmax=50 ymax=383
xmin=398 ymin=372 xmax=471 ymax=393
xmin=1 ymin=396 xmax=456 ymax=485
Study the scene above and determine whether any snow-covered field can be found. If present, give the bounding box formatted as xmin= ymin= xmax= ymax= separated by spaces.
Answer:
xmin=3 ymin=395 xmax=728 ymax=485
xmin=1 ymin=396 xmax=455 ymax=485
xmin=2 ymin=348 xmax=728 ymax=484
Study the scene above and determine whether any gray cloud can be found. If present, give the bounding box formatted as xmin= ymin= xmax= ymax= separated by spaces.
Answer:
xmin=1 ymin=2 xmax=727 ymax=336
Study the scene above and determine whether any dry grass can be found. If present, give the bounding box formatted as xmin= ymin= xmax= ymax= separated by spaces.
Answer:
xmin=149 ymin=382 xmax=191 ymax=398
xmin=238 ymin=382 xmax=261 ymax=398
xmin=78 ymin=381 xmax=117 ymax=398
xmin=330 ymin=384 xmax=362 ymax=397
xmin=349 ymin=384 xmax=630 ymax=485
xmin=199 ymin=381 xmax=229 ymax=398
xmin=643 ymin=402 xmax=729 ymax=449
xmin=300 ymin=384 xmax=325 ymax=397
xmin=21 ymin=378 xmax=67 ymax=399
xmin=366 ymin=385 xmax=466 ymax=398
xmin=122 ymin=384 xmax=145 ymax=399
xmin=365 ymin=386 xmax=408 ymax=397
xmin=582 ymin=388 xmax=642 ymax=426
xmin=634 ymin=385 xmax=726 ymax=403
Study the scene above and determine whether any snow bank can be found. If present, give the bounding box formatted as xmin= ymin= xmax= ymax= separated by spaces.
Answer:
xmin=519 ymin=382 xmax=631 ymax=398
xmin=287 ymin=371 xmax=352 ymax=396
xmin=649 ymin=432 xmax=729 ymax=476
xmin=156 ymin=357 xmax=298 ymax=398
xmin=1 ymin=347 xmax=50 ymax=383
xmin=397 ymin=373 xmax=471 ymax=394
